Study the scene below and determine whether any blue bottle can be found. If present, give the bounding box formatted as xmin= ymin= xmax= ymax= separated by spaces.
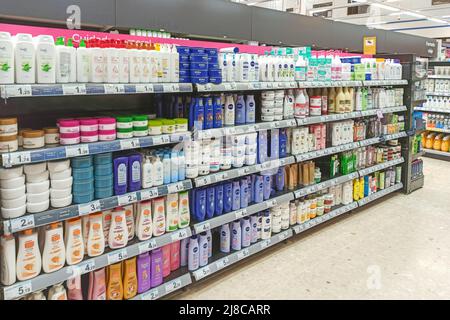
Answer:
xmin=232 ymin=181 xmax=241 ymax=211
xmin=113 ymin=156 xmax=128 ymax=195
xmin=245 ymin=95 xmax=256 ymax=124
xmin=203 ymin=96 xmax=214 ymax=129
xmin=188 ymin=97 xmax=196 ymax=130
xmin=223 ymin=182 xmax=233 ymax=213
xmin=178 ymin=151 xmax=186 ymax=181
xmin=127 ymin=153 xmax=142 ymax=192
xmin=235 ymin=95 xmax=246 ymax=125
xmin=195 ymin=188 xmax=207 ymax=222
xmin=214 ymin=184 xmax=224 ymax=216
xmin=279 ymin=129 xmax=288 ymax=158
xmin=206 ymin=186 xmax=215 ymax=219
xmin=240 ymin=179 xmax=249 ymax=208
xmin=254 ymin=176 xmax=264 ymax=203
xmin=213 ymin=96 xmax=223 ymax=128
xmin=257 ymin=130 xmax=268 ymax=164
xmin=246 ymin=175 xmax=253 ymax=204
xmin=275 ymin=168 xmax=285 ymax=192
xmin=269 ymin=129 xmax=279 ymax=160
xmin=262 ymin=175 xmax=271 ymax=200
xmin=175 ymin=96 xmax=184 ymax=118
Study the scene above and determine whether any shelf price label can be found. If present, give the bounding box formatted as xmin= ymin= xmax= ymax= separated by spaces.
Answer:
xmin=196 ymin=266 xmax=211 ymax=280
xmin=197 ymin=175 xmax=212 ymax=187
xmin=171 ymin=228 xmax=189 ymax=241
xmin=260 ymin=239 xmax=271 ymax=249
xmin=237 ymin=248 xmax=250 ymax=261
xmin=9 ymin=215 xmax=35 ymax=233
xmin=195 ymin=222 xmax=211 ymax=233
xmin=167 ymin=182 xmax=184 ymax=194
xmin=4 ymin=281 xmax=32 ymax=300
xmin=139 ymin=239 xmax=158 ymax=254
xmin=118 ymin=193 xmax=138 ymax=206
xmin=5 ymin=85 xmax=32 ymax=97
xmin=142 ymin=288 xmax=159 ymax=300
xmin=2 ymin=151 xmax=32 ymax=167
xmin=163 ymin=84 xmax=180 ymax=92
xmin=107 ymin=249 xmax=128 ymax=264
xmin=234 ymin=209 xmax=248 ymax=219
xmin=216 ymin=257 xmax=230 ymax=270
xmin=78 ymin=260 xmax=96 ymax=275
xmin=65 ymin=145 xmax=89 ymax=158
xmin=63 ymin=84 xmax=87 ymax=95
xmin=151 ymin=135 xmax=171 ymax=145
xmin=78 ymin=200 xmax=101 ymax=216
xmin=140 ymin=187 xmax=159 ymax=200
xmin=135 ymin=84 xmax=154 ymax=93
xmin=120 ymin=138 xmax=140 ymax=150
xmin=165 ymin=279 xmax=182 ymax=294
xmin=104 ymin=84 xmax=125 ymax=94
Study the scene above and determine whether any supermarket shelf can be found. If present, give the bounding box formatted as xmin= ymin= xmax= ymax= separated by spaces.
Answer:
xmin=298 ymin=80 xmax=362 ymax=88
xmin=425 ymin=127 xmax=450 ymax=134
xmin=0 ymin=228 xmax=191 ymax=300
xmin=197 ymin=119 xmax=297 ymax=140
xmin=415 ymin=106 xmax=450 ymax=113
xmin=195 ymin=81 xmax=298 ymax=92
xmin=2 ymin=180 xmax=192 ymax=234
xmin=0 ymin=83 xmax=193 ymax=99
xmin=0 ymin=132 xmax=190 ymax=168
xmin=193 ymin=156 xmax=296 ymax=188
xmin=292 ymin=202 xmax=358 ymax=234
xmin=132 ymin=272 xmax=192 ymax=300
xmin=357 ymin=183 xmax=403 ymax=206
xmin=192 ymin=192 xmax=294 ymax=234
xmin=293 ymin=172 xmax=359 ymax=199
xmin=424 ymin=148 xmax=450 ymax=158
xmin=191 ymin=229 xmax=292 ymax=281
xmin=362 ymin=80 xmax=408 ymax=86
xmin=427 ymin=75 xmax=450 ymax=79
xmin=294 ymin=132 xmax=407 ymax=164
xmin=360 ymin=106 xmax=407 ymax=117
xmin=426 ymin=92 xmax=450 ymax=97
xmin=358 ymin=157 xmax=404 ymax=177
xmin=409 ymin=174 xmax=424 ymax=193
xmin=412 ymin=150 xmax=425 ymax=161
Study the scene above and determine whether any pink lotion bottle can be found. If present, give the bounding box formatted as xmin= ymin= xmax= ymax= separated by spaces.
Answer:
xmin=170 ymin=241 xmax=180 ymax=271
xmin=161 ymin=244 xmax=171 ymax=277
xmin=67 ymin=275 xmax=83 ymax=300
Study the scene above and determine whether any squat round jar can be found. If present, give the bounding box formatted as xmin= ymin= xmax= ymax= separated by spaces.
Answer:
xmin=22 ymin=130 xmax=45 ymax=149
xmin=161 ymin=119 xmax=175 ymax=134
xmin=58 ymin=119 xmax=80 ymax=134
xmin=18 ymin=128 xmax=31 ymax=147
xmin=44 ymin=127 xmax=60 ymax=145
xmin=148 ymin=120 xmax=162 ymax=136
xmin=98 ymin=117 xmax=116 ymax=131
xmin=0 ymin=135 xmax=18 ymax=153
xmin=0 ymin=118 xmax=18 ymax=137
xmin=116 ymin=116 xmax=133 ymax=130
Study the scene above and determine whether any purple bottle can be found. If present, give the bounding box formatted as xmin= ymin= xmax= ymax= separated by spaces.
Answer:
xmin=113 ymin=156 xmax=128 ymax=195
xmin=240 ymin=179 xmax=249 ymax=208
xmin=150 ymin=248 xmax=164 ymax=288
xmin=137 ymin=253 xmax=151 ymax=294
xmin=128 ymin=153 xmax=142 ymax=192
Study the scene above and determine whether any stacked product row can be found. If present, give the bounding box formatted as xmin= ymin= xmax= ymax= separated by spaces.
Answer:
xmin=423 ymin=132 xmax=450 ymax=153
xmin=0 ymin=193 xmax=190 ymax=285
xmin=177 ymin=46 xmax=221 ymax=84
xmin=22 ymin=241 xmax=182 ymax=300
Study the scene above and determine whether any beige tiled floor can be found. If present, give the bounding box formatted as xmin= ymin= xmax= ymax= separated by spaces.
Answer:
xmin=176 ymin=157 xmax=450 ymax=300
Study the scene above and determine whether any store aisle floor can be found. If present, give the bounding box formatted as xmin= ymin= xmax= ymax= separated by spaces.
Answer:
xmin=175 ymin=157 xmax=450 ymax=300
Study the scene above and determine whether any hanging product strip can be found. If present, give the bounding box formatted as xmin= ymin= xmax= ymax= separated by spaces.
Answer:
xmin=1 ymin=156 xmax=404 ymax=300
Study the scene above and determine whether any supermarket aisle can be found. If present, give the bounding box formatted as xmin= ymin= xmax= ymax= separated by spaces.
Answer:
xmin=175 ymin=157 xmax=450 ymax=300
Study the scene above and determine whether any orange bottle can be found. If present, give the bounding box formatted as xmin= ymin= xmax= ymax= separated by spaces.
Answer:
xmin=106 ymin=262 xmax=124 ymax=300
xmin=123 ymin=257 xmax=138 ymax=299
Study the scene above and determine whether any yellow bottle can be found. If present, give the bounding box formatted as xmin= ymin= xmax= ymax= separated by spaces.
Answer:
xmin=433 ymin=134 xmax=443 ymax=150
xmin=353 ymin=178 xmax=360 ymax=201
xmin=441 ymin=135 xmax=450 ymax=152
xmin=106 ymin=263 xmax=123 ymax=300
xmin=335 ymin=87 xmax=346 ymax=113
xmin=359 ymin=177 xmax=364 ymax=200
xmin=123 ymin=257 xmax=138 ymax=300
xmin=328 ymin=87 xmax=336 ymax=113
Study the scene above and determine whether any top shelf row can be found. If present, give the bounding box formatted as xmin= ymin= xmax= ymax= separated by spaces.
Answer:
xmin=0 ymin=80 xmax=408 ymax=98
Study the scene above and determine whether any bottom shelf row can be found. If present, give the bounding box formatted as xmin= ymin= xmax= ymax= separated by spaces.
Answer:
xmin=15 ymin=182 xmax=403 ymax=301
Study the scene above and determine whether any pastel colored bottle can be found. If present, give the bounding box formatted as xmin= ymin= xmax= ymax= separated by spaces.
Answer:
xmin=165 ymin=193 xmax=179 ymax=232
xmin=113 ymin=156 xmax=128 ymax=195
xmin=206 ymin=229 xmax=212 ymax=258
xmin=123 ymin=257 xmax=138 ymax=300
xmin=250 ymin=215 xmax=258 ymax=244
xmin=178 ymin=191 xmax=190 ymax=228
xmin=55 ymin=36 xmax=70 ymax=83
xmin=128 ymin=153 xmax=142 ymax=192
xmin=67 ymin=275 xmax=83 ymax=300
xmin=152 ymin=156 xmax=164 ymax=186
xmin=235 ymin=95 xmax=246 ymax=125
xmin=137 ymin=253 xmax=151 ymax=294
xmin=64 ymin=218 xmax=84 ymax=266
xmin=178 ymin=151 xmax=186 ymax=181
xmin=220 ymin=224 xmax=231 ymax=253
xmin=199 ymin=232 xmax=209 ymax=267
xmin=87 ymin=213 xmax=105 ymax=257
xmin=135 ymin=200 xmax=153 ymax=241
xmin=162 ymin=244 xmax=172 ymax=277
xmin=224 ymin=94 xmax=235 ymax=126
xmin=232 ymin=180 xmax=241 ymax=211
xmin=106 ymin=263 xmax=124 ymax=300
xmin=89 ymin=268 xmax=106 ymax=300
xmin=152 ymin=197 xmax=166 ymax=237
xmin=240 ymin=178 xmax=249 ymax=208
xmin=150 ymin=248 xmax=163 ymax=287
xmin=187 ymin=235 xmax=200 ymax=271
xmin=170 ymin=151 xmax=179 ymax=183
xmin=108 ymin=208 xmax=129 ymax=249
xmin=245 ymin=95 xmax=256 ymax=124
xmin=14 ymin=33 xmax=35 ymax=84
xmin=162 ymin=152 xmax=171 ymax=185
xmin=0 ymin=234 xmax=16 ymax=285
xmin=42 ymin=222 xmax=66 ymax=273
xmin=124 ymin=205 xmax=135 ymax=241
xmin=254 ymin=175 xmax=264 ymax=203
xmin=214 ymin=184 xmax=224 ymax=216
xmin=35 ymin=35 xmax=56 ymax=84
xmin=170 ymin=241 xmax=181 ymax=271
xmin=180 ymin=238 xmax=189 ymax=267
xmin=0 ymin=32 xmax=14 ymax=84
xmin=241 ymin=217 xmax=251 ymax=248
xmin=231 ymin=220 xmax=242 ymax=251
xmin=262 ymin=175 xmax=272 ymax=200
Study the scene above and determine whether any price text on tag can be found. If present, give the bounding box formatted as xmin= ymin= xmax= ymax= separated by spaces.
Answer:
xmin=216 ymin=257 xmax=230 ymax=270
xmin=165 ymin=279 xmax=182 ymax=294
xmin=171 ymin=228 xmax=189 ymax=241
xmin=10 ymin=215 xmax=35 ymax=232
xmin=237 ymin=249 xmax=250 ymax=260
xmin=141 ymin=188 xmax=159 ymax=200
xmin=63 ymin=84 xmax=87 ymax=95
xmin=118 ymin=193 xmax=138 ymax=206
xmin=6 ymin=85 xmax=32 ymax=97
xmin=4 ymin=281 xmax=32 ymax=300
xmin=4 ymin=151 xmax=32 ymax=166
xmin=139 ymin=239 xmax=158 ymax=253
xmin=65 ymin=145 xmax=89 ymax=157
xmin=120 ymin=139 xmax=140 ymax=150
xmin=78 ymin=260 xmax=96 ymax=274
xmin=108 ymin=249 xmax=128 ymax=264
xmin=78 ymin=200 xmax=101 ymax=216
xmin=142 ymin=288 xmax=159 ymax=300
xmin=196 ymin=266 xmax=211 ymax=280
